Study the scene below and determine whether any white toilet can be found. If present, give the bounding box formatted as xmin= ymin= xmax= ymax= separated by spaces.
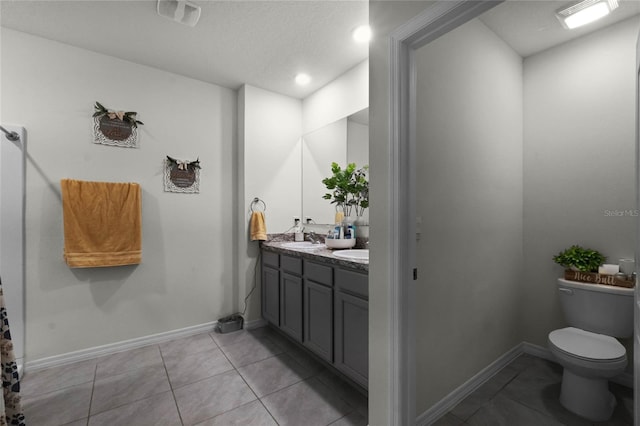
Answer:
xmin=548 ymin=278 xmax=634 ymax=421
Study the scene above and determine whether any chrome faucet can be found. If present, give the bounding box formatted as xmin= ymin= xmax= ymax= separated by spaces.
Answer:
xmin=307 ymin=231 xmax=322 ymax=244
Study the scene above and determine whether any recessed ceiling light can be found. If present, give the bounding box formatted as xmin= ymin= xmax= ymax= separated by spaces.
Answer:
xmin=352 ymin=25 xmax=372 ymax=43
xmin=295 ymin=73 xmax=311 ymax=86
xmin=556 ymin=0 xmax=618 ymax=29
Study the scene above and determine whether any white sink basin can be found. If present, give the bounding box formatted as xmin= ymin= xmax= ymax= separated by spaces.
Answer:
xmin=281 ymin=242 xmax=325 ymax=249
xmin=333 ymin=249 xmax=369 ymax=261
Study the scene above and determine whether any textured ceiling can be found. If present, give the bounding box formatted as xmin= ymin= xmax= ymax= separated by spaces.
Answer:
xmin=0 ymin=0 xmax=369 ymax=99
xmin=2 ymin=1 xmax=639 ymax=100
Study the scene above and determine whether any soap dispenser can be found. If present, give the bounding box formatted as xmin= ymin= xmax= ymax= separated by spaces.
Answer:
xmin=294 ymin=218 xmax=304 ymax=242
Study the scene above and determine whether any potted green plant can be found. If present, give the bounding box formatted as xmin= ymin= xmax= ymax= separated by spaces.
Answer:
xmin=322 ymin=162 xmax=369 ymax=217
xmin=553 ymin=245 xmax=606 ymax=272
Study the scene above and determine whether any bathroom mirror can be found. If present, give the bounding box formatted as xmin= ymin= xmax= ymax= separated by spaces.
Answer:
xmin=301 ymin=108 xmax=369 ymax=225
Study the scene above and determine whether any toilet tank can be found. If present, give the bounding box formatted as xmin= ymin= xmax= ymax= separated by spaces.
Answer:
xmin=557 ymin=278 xmax=634 ymax=337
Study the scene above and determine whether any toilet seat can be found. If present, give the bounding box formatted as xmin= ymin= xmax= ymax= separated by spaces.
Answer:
xmin=549 ymin=327 xmax=625 ymax=362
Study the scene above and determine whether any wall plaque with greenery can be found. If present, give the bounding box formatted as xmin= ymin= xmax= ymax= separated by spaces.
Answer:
xmin=164 ymin=156 xmax=201 ymax=193
xmin=93 ymin=101 xmax=143 ymax=148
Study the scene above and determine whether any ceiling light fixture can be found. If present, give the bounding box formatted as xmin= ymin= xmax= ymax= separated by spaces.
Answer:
xmin=157 ymin=0 xmax=201 ymax=27
xmin=295 ymin=73 xmax=311 ymax=86
xmin=556 ymin=0 xmax=618 ymax=29
xmin=352 ymin=25 xmax=372 ymax=43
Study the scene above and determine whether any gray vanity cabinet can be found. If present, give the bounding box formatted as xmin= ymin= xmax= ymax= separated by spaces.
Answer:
xmin=261 ymin=251 xmax=280 ymax=326
xmin=279 ymin=255 xmax=304 ymax=342
xmin=303 ymin=260 xmax=334 ymax=362
xmin=334 ymin=267 xmax=369 ymax=389
xmin=261 ymin=247 xmax=368 ymax=389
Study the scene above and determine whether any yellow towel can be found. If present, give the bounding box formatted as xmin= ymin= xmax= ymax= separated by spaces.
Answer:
xmin=61 ymin=179 xmax=142 ymax=268
xmin=250 ymin=211 xmax=267 ymax=241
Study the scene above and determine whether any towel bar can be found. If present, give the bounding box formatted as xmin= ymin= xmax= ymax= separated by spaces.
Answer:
xmin=251 ymin=197 xmax=266 ymax=212
xmin=0 ymin=126 xmax=20 ymax=142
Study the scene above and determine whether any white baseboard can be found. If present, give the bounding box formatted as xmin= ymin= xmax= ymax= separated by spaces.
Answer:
xmin=245 ymin=318 xmax=267 ymax=330
xmin=416 ymin=342 xmax=525 ymax=425
xmin=418 ymin=341 xmax=634 ymax=425
xmin=520 ymin=341 xmax=555 ymax=361
xmin=25 ymin=321 xmax=218 ymax=373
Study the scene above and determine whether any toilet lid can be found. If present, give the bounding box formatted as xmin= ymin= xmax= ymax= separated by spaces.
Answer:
xmin=549 ymin=327 xmax=626 ymax=361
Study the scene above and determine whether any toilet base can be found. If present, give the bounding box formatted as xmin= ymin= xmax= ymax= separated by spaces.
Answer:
xmin=560 ymin=368 xmax=616 ymax=422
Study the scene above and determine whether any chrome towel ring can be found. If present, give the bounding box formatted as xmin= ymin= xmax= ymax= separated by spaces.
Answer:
xmin=251 ymin=197 xmax=266 ymax=212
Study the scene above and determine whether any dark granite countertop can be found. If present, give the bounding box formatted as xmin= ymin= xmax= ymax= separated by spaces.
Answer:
xmin=261 ymin=240 xmax=369 ymax=272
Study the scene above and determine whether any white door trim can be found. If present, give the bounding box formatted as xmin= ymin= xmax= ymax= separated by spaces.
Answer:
xmin=634 ymin=26 xmax=640 ymax=426
xmin=387 ymin=2 xmax=502 ymax=424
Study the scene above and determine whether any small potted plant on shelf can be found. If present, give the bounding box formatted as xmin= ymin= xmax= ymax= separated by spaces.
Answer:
xmin=552 ymin=244 xmax=633 ymax=288
xmin=553 ymin=245 xmax=606 ymax=272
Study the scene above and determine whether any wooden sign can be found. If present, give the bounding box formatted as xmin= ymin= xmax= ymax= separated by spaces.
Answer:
xmin=169 ymin=167 xmax=197 ymax=188
xmin=164 ymin=156 xmax=200 ymax=193
xmin=93 ymin=116 xmax=138 ymax=148
xmin=92 ymin=101 xmax=143 ymax=148
xmin=564 ymin=270 xmax=634 ymax=288
xmin=98 ymin=116 xmax=133 ymax=141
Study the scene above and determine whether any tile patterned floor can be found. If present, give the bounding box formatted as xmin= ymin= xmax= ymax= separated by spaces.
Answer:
xmin=21 ymin=326 xmax=368 ymax=426
xmin=434 ymin=354 xmax=634 ymax=426
xmin=19 ymin=330 xmax=635 ymax=426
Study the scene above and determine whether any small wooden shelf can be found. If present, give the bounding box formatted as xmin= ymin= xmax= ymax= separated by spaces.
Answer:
xmin=564 ymin=270 xmax=634 ymax=288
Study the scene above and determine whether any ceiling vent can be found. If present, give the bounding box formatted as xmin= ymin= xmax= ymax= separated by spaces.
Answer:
xmin=555 ymin=0 xmax=618 ymax=29
xmin=157 ymin=0 xmax=201 ymax=27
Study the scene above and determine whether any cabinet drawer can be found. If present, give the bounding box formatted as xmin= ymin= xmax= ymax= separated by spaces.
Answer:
xmin=335 ymin=268 xmax=368 ymax=299
xmin=281 ymin=255 xmax=302 ymax=275
xmin=263 ymin=250 xmax=279 ymax=268
xmin=304 ymin=260 xmax=333 ymax=287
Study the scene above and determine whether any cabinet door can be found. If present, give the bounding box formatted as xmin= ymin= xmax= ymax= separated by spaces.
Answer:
xmin=304 ymin=280 xmax=333 ymax=362
xmin=262 ymin=266 xmax=280 ymax=326
xmin=334 ymin=291 xmax=368 ymax=388
xmin=280 ymin=272 xmax=303 ymax=342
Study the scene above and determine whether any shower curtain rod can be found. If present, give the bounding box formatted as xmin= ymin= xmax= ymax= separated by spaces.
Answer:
xmin=0 ymin=126 xmax=19 ymax=142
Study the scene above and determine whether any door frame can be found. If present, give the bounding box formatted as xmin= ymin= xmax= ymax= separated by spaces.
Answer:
xmin=386 ymin=1 xmax=502 ymax=424
xmin=634 ymin=25 xmax=640 ymax=426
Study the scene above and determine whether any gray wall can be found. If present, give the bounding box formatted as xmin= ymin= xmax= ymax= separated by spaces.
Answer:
xmin=522 ymin=16 xmax=639 ymax=349
xmin=2 ymin=29 xmax=237 ymax=360
xmin=414 ymin=18 xmax=524 ymax=412
xmin=370 ymin=3 xmax=639 ymax=421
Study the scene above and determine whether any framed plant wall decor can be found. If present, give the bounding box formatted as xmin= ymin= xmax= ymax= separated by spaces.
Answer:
xmin=93 ymin=101 xmax=144 ymax=148
xmin=164 ymin=156 xmax=201 ymax=193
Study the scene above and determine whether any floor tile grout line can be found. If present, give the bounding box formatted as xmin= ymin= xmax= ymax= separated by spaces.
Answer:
xmin=208 ymin=334 xmax=269 ymax=422
xmin=159 ymin=334 xmax=235 ymax=391
xmin=493 ymin=390 xmax=569 ymax=425
xmin=28 ymin=327 xmax=369 ymax=426
xmin=158 ymin=345 xmax=186 ymax=426
xmin=88 ymin=355 xmax=174 ymax=418
xmin=19 ymin=378 xmax=97 ymax=401
xmin=256 ymin=397 xmax=281 ymax=426
xmin=254 ymin=373 xmax=317 ymax=400
xmin=452 ymin=370 xmax=525 ymax=422
xmin=83 ymin=362 xmax=98 ymax=425
xmin=211 ymin=328 xmax=295 ymax=425
xmin=446 ymin=358 xmax=552 ymax=423
xmin=253 ymin=328 xmax=367 ymax=420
